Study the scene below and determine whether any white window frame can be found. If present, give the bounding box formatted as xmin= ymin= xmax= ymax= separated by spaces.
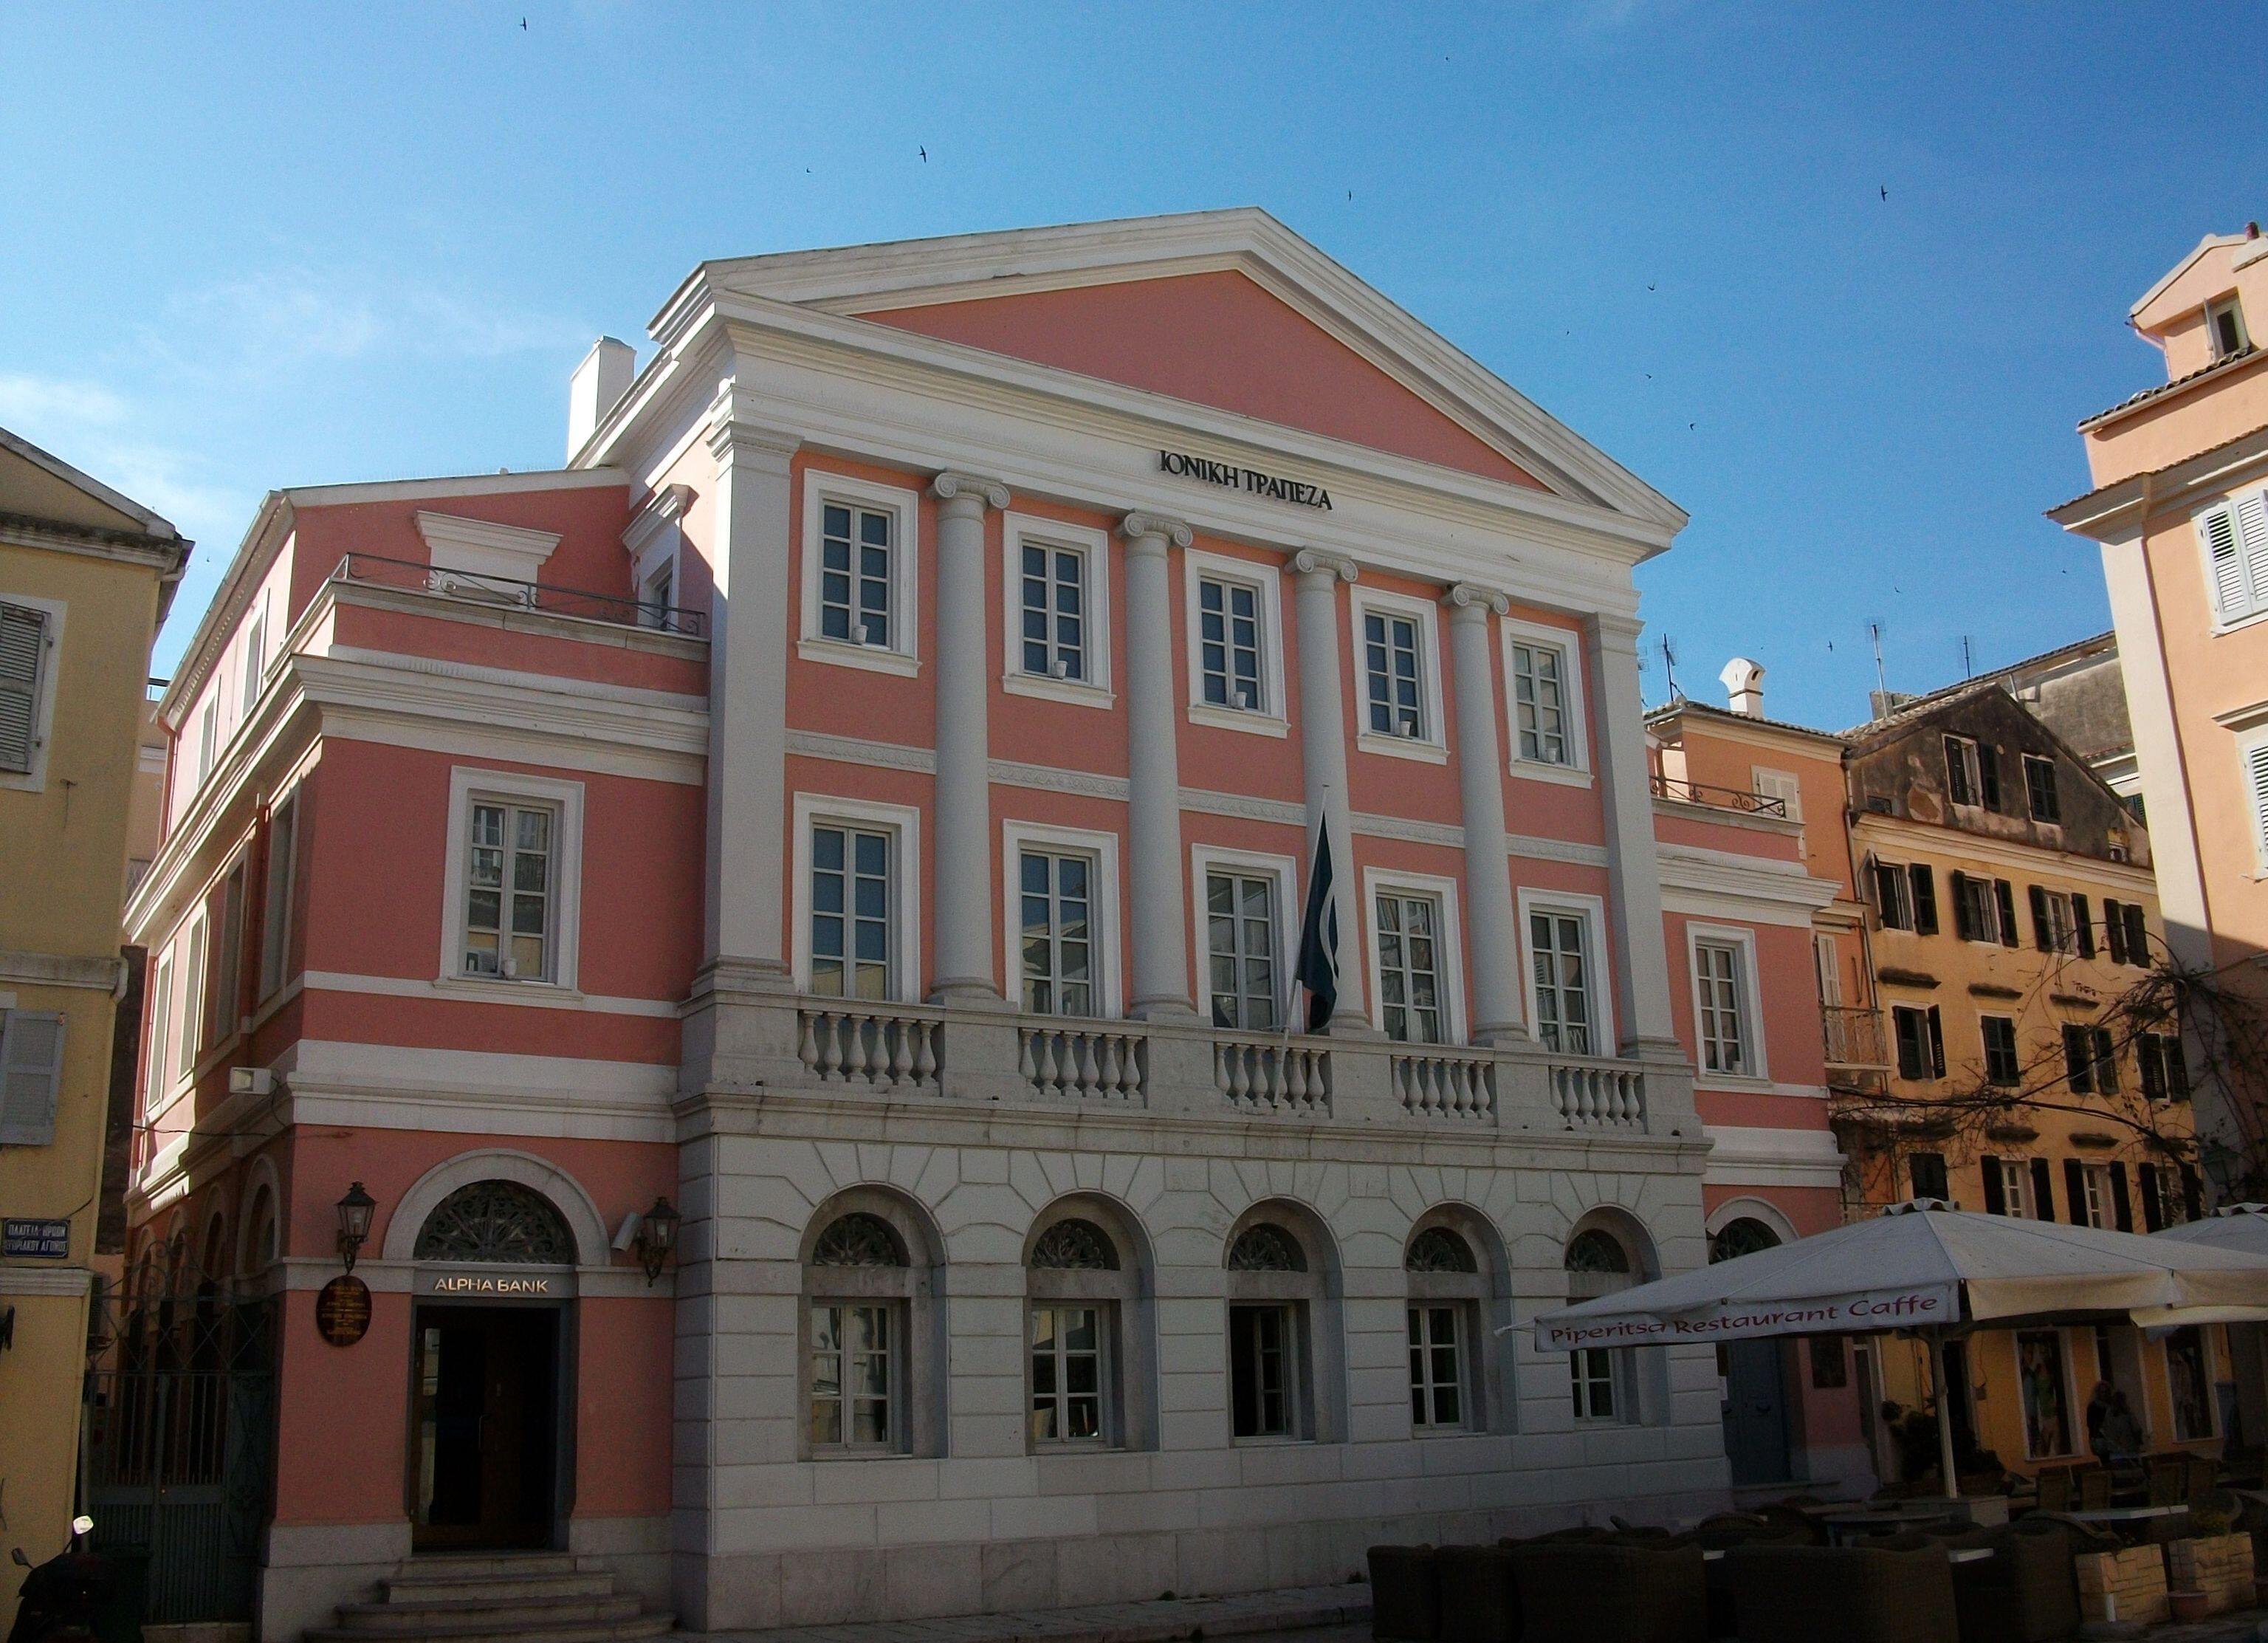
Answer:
xmin=1406 ymin=1300 xmax=1472 ymax=1433
xmin=2192 ymin=491 xmax=2268 ymax=633
xmin=1685 ymin=922 xmax=1767 ymax=1082
xmin=1027 ymin=1300 xmax=1113 ymax=1448
xmin=625 ymin=483 xmax=690 ymax=631
xmin=1361 ymin=867 xmax=1465 ymax=1044
xmin=1182 ymin=547 xmax=1288 ymax=738
xmin=143 ymin=948 xmax=176 ymax=1120
xmin=196 ymin=696 xmax=219 ymax=785
xmin=1518 ymin=888 xmax=1616 ymax=1057
xmin=797 ymin=470 xmax=921 ymax=676
xmin=436 ymin=768 xmax=585 ymax=993
xmin=1751 ymin=766 xmax=1802 ymax=822
xmin=2077 ymin=1162 xmax=2113 ymax=1230
xmin=1499 ymin=614 xmax=1590 ymax=783
xmin=791 ymin=793 xmax=924 ymax=1003
xmin=2208 ymin=295 xmax=2250 ymax=360
xmin=2164 ymin=1327 xmax=2219 ymax=1441
xmin=1226 ymin=1299 xmax=1303 ymax=1441
xmin=241 ymin=601 xmax=267 ymax=713
xmin=258 ymin=789 xmax=300 ymax=1001
xmin=1001 ymin=512 xmax=1113 ymax=708
xmin=0 ymin=591 xmax=64 ymax=793
xmin=176 ymin=916 xmax=206 ymax=1083
xmin=1996 ymin=1158 xmax=2034 ymax=1220
xmin=1945 ymin=734 xmax=1984 ymax=808
xmin=2242 ymin=730 xmax=2268 ymax=876
xmin=207 ymin=858 xmax=247 ymax=1049
xmin=1350 ymin=586 xmax=1447 ymax=763
xmin=808 ymin=1298 xmax=900 ymax=1453
xmin=1002 ymin=819 xmax=1123 ymax=1018
xmin=1189 ymin=844 xmax=1297 ymax=1034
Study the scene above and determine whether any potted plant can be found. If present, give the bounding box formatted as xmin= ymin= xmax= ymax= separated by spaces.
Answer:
xmin=2169 ymin=1588 xmax=2209 ymax=1625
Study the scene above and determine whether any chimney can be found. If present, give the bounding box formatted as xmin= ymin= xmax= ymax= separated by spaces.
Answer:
xmin=566 ymin=337 xmax=636 ymax=461
xmin=1719 ymin=656 xmax=1766 ymax=718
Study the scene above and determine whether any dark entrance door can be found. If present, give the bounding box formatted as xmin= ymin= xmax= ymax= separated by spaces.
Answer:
xmin=1721 ymin=1339 xmax=1793 ymax=1485
xmin=410 ymin=1306 xmax=559 ymax=1550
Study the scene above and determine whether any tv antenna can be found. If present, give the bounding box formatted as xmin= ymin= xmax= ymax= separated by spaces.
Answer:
xmin=1869 ymin=621 xmax=1887 ymax=698
xmin=1659 ymin=634 xmax=1682 ymax=703
xmin=1961 ymin=634 xmax=1974 ymax=679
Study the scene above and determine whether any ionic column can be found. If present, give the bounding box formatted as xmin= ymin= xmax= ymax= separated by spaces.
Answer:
xmin=1443 ymin=584 xmax=1527 ymax=1046
xmin=1586 ymin=611 xmax=1679 ymax=1054
xmin=699 ymin=408 xmax=800 ymax=983
xmin=930 ymin=471 xmax=1011 ymax=1006
xmin=1121 ymin=511 xmax=1197 ymax=1019
xmin=1291 ymin=549 xmax=1372 ymax=1035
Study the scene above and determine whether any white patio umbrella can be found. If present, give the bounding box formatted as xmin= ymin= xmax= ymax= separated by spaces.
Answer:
xmin=1529 ymin=1200 xmax=2268 ymax=1500
xmin=2156 ymin=1203 xmax=2268 ymax=1255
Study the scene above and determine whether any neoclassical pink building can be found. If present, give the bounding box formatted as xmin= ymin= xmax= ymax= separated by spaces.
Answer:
xmin=120 ymin=212 xmax=1858 ymax=1639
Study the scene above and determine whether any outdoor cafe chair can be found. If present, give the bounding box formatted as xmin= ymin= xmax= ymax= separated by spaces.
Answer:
xmin=2032 ymin=1466 xmax=2073 ymax=1514
xmin=1937 ymin=1519 xmax=2083 ymax=1643
xmin=1508 ymin=1534 xmax=1707 ymax=1643
xmin=2185 ymin=1453 xmax=2221 ymax=1503
xmin=1367 ymin=1545 xmax=1440 ymax=1642
xmin=2077 ymin=1466 xmax=2114 ymax=1510
xmin=1725 ymin=1537 xmax=1957 ymax=1643
xmin=2146 ymin=1454 xmax=2188 ymax=1507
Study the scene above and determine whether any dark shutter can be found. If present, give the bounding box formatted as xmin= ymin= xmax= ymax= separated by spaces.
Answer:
xmin=1893 ymin=1009 xmax=1921 ymax=1080
xmin=2166 ymin=1037 xmax=2190 ymax=1102
xmin=1995 ymin=879 xmax=2020 ymax=947
xmin=2105 ymin=899 xmax=2128 ymax=964
xmin=2093 ymin=1027 xmax=2120 ymax=1094
xmin=1981 ymin=1158 xmax=2007 ymax=1216
xmin=2063 ymin=1159 xmax=2087 ymax=1226
xmin=2032 ymin=1156 xmax=2058 ymax=1222
xmin=2181 ymin=1166 xmax=2205 ymax=1222
xmin=2030 ymin=885 xmax=2052 ymax=950
xmin=1871 ymin=860 xmax=1902 ymax=928
xmin=1980 ymin=746 xmax=2003 ymax=810
xmin=2110 ymin=1162 xmax=2133 ymax=1232
xmin=1910 ymin=865 xmax=1939 ymax=935
xmin=1951 ymin=872 xmax=1975 ymax=941
xmin=1927 ymin=1006 xmax=1946 ymax=1078
xmin=1945 ymin=735 xmax=1973 ymax=805
xmin=2140 ymin=1037 xmax=2167 ymax=1102
xmin=2140 ymin=1164 xmax=2166 ymax=1233
xmin=2124 ymin=904 xmax=2149 ymax=967
xmin=2063 ymin=1024 xmax=2095 ymax=1094
xmin=2073 ymin=894 xmax=2095 ymax=958
xmin=1910 ymin=1151 xmax=1949 ymax=1201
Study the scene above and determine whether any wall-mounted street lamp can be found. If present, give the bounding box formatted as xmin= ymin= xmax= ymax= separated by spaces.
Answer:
xmin=632 ymin=1196 xmax=680 ymax=1285
xmin=335 ymin=1182 xmax=377 ymax=1273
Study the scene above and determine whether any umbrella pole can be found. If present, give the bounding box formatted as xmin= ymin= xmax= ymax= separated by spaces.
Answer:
xmin=1933 ymin=1327 xmax=1962 ymax=1503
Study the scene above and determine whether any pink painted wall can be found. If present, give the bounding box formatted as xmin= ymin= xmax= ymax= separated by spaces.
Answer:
xmin=862 ymin=272 xmax=1546 ymax=490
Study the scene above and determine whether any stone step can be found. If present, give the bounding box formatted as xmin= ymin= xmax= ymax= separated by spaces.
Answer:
xmin=379 ymin=1576 xmax=618 ymax=1607
xmin=335 ymin=1596 xmax=642 ymax=1633
xmin=393 ymin=1554 xmax=587 ymax=1581
xmin=306 ymin=1613 xmax=672 ymax=1643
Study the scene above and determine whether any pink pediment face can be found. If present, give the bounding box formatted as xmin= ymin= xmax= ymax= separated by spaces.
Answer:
xmin=859 ymin=270 xmax=1547 ymax=490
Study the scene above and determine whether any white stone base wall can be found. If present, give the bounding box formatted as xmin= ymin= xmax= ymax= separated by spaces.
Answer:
xmin=670 ymin=1091 xmax=1730 ymax=1630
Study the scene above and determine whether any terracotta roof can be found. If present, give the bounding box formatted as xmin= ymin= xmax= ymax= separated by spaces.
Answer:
xmin=2077 ymin=343 xmax=2258 ymax=432
xmin=1644 ymin=696 xmax=1846 ymax=744
xmin=2047 ymin=418 xmax=2268 ymax=515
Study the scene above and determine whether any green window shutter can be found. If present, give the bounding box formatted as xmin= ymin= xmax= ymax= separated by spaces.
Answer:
xmin=0 ymin=1009 xmax=66 ymax=1145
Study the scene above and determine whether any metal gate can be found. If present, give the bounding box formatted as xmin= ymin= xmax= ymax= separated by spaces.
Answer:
xmin=82 ymin=1277 xmax=276 ymax=1625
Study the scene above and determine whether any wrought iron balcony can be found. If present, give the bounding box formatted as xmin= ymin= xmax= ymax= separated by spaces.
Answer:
xmin=1822 ymin=1004 xmax=1891 ymax=1069
xmin=1649 ymin=772 xmax=1789 ymax=817
xmin=332 ymin=552 xmax=707 ymax=637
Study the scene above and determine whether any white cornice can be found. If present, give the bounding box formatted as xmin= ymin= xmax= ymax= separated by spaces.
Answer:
xmin=1849 ymin=812 xmax=2159 ymax=894
xmin=0 ymin=950 xmax=126 ymax=991
xmin=1657 ymin=845 xmax=1841 ymax=928
xmin=1702 ymin=1124 xmax=1846 ymax=1190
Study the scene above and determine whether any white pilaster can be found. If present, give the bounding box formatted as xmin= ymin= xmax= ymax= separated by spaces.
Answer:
xmin=1291 ymin=549 xmax=1372 ymax=1035
xmin=931 ymin=470 xmax=1012 ymax=1006
xmin=1121 ymin=511 xmax=1198 ymax=1019
xmin=1586 ymin=611 xmax=1678 ymax=1054
xmin=1443 ymin=583 xmax=1527 ymax=1045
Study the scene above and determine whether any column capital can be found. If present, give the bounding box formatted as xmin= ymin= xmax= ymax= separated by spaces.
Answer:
xmin=1587 ymin=611 xmax=1646 ymax=650
xmin=1443 ymin=582 xmax=1511 ymax=619
xmin=702 ymin=402 xmax=800 ymax=470
xmin=931 ymin=470 xmax=1011 ymax=510
xmin=1291 ymin=548 xmax=1359 ymax=583
xmin=1119 ymin=510 xmax=1193 ymax=549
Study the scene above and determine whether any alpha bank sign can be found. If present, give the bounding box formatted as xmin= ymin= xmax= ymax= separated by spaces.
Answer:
xmin=1158 ymin=449 xmax=1333 ymax=512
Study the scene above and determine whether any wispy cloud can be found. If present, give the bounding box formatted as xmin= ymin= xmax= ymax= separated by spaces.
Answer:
xmin=0 ymin=371 xmax=131 ymax=428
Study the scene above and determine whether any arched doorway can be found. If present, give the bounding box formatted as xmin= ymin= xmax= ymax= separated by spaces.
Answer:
xmin=409 ymin=1179 xmax=576 ymax=1550
xmin=1711 ymin=1214 xmax=1792 ymax=1486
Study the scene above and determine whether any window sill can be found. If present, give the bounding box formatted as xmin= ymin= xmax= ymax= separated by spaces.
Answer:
xmin=1507 ymin=759 xmax=1593 ymax=789
xmin=1228 ymin=1433 xmax=1314 ymax=1447
xmin=2210 ymin=606 xmax=2268 ymax=639
xmin=1188 ymin=702 xmax=1288 ymax=738
xmin=797 ymin=637 xmax=921 ymax=678
xmin=431 ymin=973 xmax=585 ymax=1005
xmin=1357 ymin=730 xmax=1448 ymax=765
xmin=1004 ymin=673 xmax=1116 ymax=710
xmin=808 ymin=1449 xmax=915 ymax=1462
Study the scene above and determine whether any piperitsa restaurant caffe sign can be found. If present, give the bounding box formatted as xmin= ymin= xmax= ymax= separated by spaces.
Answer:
xmin=1536 ymin=1286 xmax=1955 ymax=1352
xmin=1158 ymin=450 xmax=1333 ymax=511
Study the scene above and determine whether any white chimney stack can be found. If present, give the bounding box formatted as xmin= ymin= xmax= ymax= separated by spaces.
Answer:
xmin=566 ymin=337 xmax=636 ymax=461
xmin=1720 ymin=656 xmax=1766 ymax=718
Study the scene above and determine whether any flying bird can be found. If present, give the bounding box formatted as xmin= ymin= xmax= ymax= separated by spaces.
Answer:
xmin=918 ymin=145 xmax=928 ymax=162
xmin=1880 ymin=184 xmax=1889 ymax=201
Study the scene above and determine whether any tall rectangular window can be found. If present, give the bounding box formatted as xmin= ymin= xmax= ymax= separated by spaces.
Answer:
xmin=1571 ymin=1347 xmax=1617 ymax=1421
xmin=1530 ymin=910 xmax=1594 ymax=1054
xmin=1908 ymin=1151 xmax=1949 ymax=1201
xmin=1693 ymin=940 xmax=1747 ymax=1075
xmin=143 ymin=952 xmax=175 ymax=1117
xmin=1408 ymin=1305 xmax=1465 ymax=1430
xmin=2168 ymin=1326 xmax=2216 ymax=1441
xmin=196 ymin=699 xmax=218 ymax=783
xmin=177 ymin=921 xmax=205 ymax=1080
xmin=1206 ymin=870 xmax=1278 ymax=1031
xmin=462 ymin=800 xmax=554 ymax=981
xmin=1894 ymin=1004 xmax=1944 ymax=1081
xmin=1873 ymin=860 xmax=1914 ymax=930
xmin=2024 ymin=755 xmax=2061 ymax=823
xmin=1228 ymin=1303 xmax=1293 ymax=1438
xmin=2208 ymin=296 xmax=2250 ymax=360
xmin=1995 ymin=1159 xmax=2034 ymax=1220
xmin=808 ymin=1302 xmax=892 ymax=1450
xmin=1375 ymin=891 xmax=1445 ymax=1044
xmin=817 ymin=500 xmax=893 ymax=648
xmin=1511 ymin=641 xmax=1569 ymax=764
xmin=639 ymin=555 xmax=676 ymax=626
xmin=259 ymin=795 xmax=298 ymax=999
xmin=1020 ymin=849 xmax=1095 ymax=1016
xmin=1197 ymin=576 xmax=1264 ymax=711
xmin=1020 ymin=543 xmax=1087 ymax=682
xmin=2140 ymin=1032 xmax=2189 ymax=1103
xmin=809 ymin=824 xmax=893 ymax=1001
xmin=2076 ymin=1164 xmax=2112 ymax=1230
xmin=1945 ymin=735 xmax=1980 ymax=806
xmin=1028 ymin=1305 xmax=1104 ymax=1445
xmin=1363 ymin=610 xmax=1425 ymax=738
xmin=208 ymin=865 xmax=246 ymax=1047
xmin=2062 ymin=1023 xmax=2097 ymax=1094
xmin=1981 ymin=1015 xmax=2021 ymax=1086
xmin=241 ymin=611 xmax=267 ymax=710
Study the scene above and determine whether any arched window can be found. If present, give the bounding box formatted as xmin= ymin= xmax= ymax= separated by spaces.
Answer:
xmin=1025 ymin=1207 xmax=1150 ymax=1451
xmin=1565 ymin=1224 xmax=1641 ymax=1424
xmin=801 ymin=1193 xmax=940 ymax=1459
xmin=413 ymin=1180 xmax=576 ymax=1263
xmin=1223 ymin=1205 xmax=1343 ymax=1444
xmin=1405 ymin=1221 xmax=1491 ymax=1433
xmin=1709 ymin=1217 xmax=1781 ymax=1264
xmin=241 ymin=1186 xmax=277 ymax=1277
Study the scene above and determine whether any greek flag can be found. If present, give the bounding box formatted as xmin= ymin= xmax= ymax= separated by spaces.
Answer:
xmin=1292 ymin=816 xmax=1339 ymax=1034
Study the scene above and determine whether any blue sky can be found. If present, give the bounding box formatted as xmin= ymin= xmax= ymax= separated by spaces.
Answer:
xmin=3 ymin=2 xmax=2262 ymax=727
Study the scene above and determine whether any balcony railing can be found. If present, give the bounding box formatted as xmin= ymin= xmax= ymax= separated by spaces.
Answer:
xmin=1822 ymin=1004 xmax=1891 ymax=1069
xmin=1649 ymin=773 xmax=1788 ymax=817
xmin=332 ymin=552 xmax=708 ymax=637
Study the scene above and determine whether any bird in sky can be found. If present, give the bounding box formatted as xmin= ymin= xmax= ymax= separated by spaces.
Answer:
xmin=918 ymin=146 xmax=928 ymax=162
xmin=1880 ymin=184 xmax=1889 ymax=201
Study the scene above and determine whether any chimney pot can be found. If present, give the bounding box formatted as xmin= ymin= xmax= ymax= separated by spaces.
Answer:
xmin=1719 ymin=656 xmax=1767 ymax=718
xmin=567 ymin=337 xmax=636 ymax=461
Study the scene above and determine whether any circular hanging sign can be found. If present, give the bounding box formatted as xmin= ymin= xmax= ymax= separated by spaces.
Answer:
xmin=315 ymin=1275 xmax=372 ymax=1347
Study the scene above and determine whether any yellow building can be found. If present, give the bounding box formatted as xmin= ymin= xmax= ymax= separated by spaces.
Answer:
xmin=0 ymin=428 xmax=188 ymax=1587
xmin=1834 ymin=682 xmax=2219 ymax=1482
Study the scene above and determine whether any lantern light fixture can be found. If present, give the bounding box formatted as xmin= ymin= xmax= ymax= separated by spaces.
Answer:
xmin=335 ymin=1182 xmax=378 ymax=1273
xmin=633 ymin=1196 xmax=680 ymax=1284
